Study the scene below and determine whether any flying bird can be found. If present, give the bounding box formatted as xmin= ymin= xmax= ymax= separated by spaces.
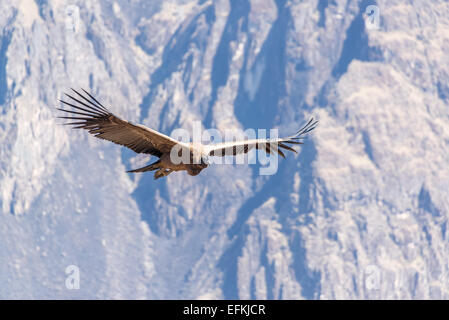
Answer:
xmin=58 ymin=89 xmax=318 ymax=179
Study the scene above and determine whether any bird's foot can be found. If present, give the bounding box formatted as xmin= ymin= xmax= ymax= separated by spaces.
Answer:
xmin=154 ymin=169 xmax=172 ymax=180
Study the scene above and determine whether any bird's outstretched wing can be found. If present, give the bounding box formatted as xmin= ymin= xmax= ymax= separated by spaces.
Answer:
xmin=204 ymin=118 xmax=318 ymax=158
xmin=58 ymin=89 xmax=186 ymax=157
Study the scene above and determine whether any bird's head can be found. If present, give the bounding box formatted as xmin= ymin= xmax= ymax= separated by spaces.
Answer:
xmin=187 ymin=167 xmax=204 ymax=176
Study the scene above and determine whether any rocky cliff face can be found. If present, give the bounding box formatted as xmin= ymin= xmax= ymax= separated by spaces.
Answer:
xmin=0 ymin=0 xmax=448 ymax=299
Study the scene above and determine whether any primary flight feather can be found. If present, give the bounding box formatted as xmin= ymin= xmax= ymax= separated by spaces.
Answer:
xmin=58 ymin=89 xmax=318 ymax=179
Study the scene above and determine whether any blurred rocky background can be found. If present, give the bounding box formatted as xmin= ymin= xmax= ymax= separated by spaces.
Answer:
xmin=0 ymin=0 xmax=448 ymax=299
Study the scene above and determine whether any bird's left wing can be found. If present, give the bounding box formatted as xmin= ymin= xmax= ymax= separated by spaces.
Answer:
xmin=203 ymin=118 xmax=318 ymax=158
xmin=58 ymin=89 xmax=187 ymax=157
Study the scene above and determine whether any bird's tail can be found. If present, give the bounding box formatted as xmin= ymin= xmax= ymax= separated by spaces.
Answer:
xmin=127 ymin=160 xmax=161 ymax=173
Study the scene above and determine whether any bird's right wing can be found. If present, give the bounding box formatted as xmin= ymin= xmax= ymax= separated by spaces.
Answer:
xmin=58 ymin=89 xmax=188 ymax=157
xmin=204 ymin=118 xmax=318 ymax=158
